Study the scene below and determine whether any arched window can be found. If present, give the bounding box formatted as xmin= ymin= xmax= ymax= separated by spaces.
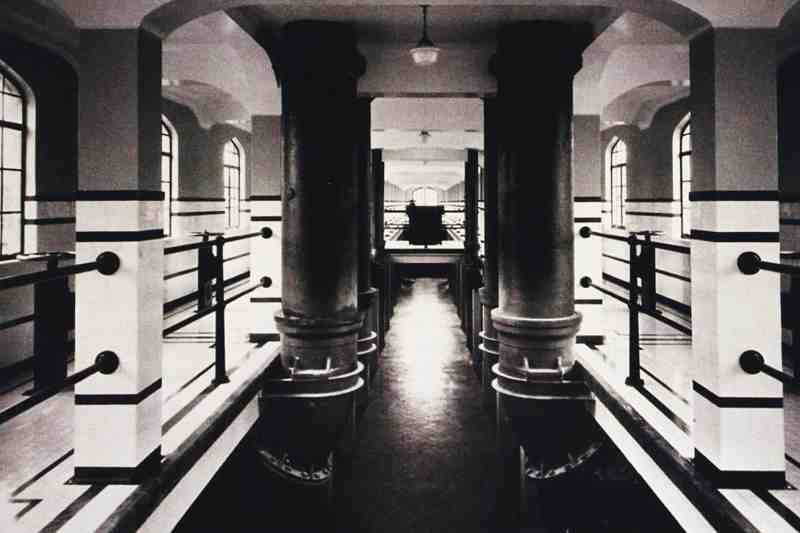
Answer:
xmin=677 ymin=117 xmax=692 ymax=237
xmin=1 ymin=69 xmax=25 ymax=257
xmin=223 ymin=139 xmax=243 ymax=228
xmin=412 ymin=186 xmax=438 ymax=206
xmin=161 ymin=117 xmax=177 ymax=237
xmin=609 ymin=138 xmax=627 ymax=228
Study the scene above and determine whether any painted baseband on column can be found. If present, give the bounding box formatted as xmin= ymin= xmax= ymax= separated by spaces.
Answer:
xmin=575 ymin=196 xmax=604 ymax=345
xmin=74 ymin=191 xmax=164 ymax=483
xmin=249 ymin=195 xmax=282 ymax=342
xmin=356 ymin=288 xmax=379 ymax=406
xmin=690 ymin=191 xmax=784 ymax=488
xmin=479 ymin=287 xmax=499 ymax=409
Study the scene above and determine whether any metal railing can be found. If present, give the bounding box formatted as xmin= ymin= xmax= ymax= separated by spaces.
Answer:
xmin=738 ymin=251 xmax=799 ymax=384
xmin=0 ymin=251 xmax=122 ymax=425
xmin=579 ymin=227 xmax=691 ymax=387
xmin=163 ymin=227 xmax=274 ymax=384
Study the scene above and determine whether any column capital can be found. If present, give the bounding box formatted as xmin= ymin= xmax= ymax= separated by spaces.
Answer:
xmin=280 ymin=20 xmax=366 ymax=83
xmin=489 ymin=21 xmax=591 ymax=83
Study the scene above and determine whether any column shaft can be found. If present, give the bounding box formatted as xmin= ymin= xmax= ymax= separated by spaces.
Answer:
xmin=74 ymin=28 xmax=163 ymax=481
xmin=689 ymin=28 xmax=784 ymax=487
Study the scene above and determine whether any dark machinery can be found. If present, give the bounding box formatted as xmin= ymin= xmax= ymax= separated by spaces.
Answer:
xmin=405 ymin=203 xmax=445 ymax=246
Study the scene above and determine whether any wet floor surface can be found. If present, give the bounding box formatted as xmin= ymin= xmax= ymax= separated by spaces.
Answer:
xmin=331 ymin=278 xmax=499 ymax=532
xmin=175 ymin=278 xmax=683 ymax=533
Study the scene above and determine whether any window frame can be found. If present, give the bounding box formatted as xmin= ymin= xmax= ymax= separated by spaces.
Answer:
xmin=608 ymin=138 xmax=628 ymax=229
xmin=0 ymin=69 xmax=26 ymax=259
xmin=223 ymin=139 xmax=243 ymax=229
xmin=160 ymin=117 xmax=176 ymax=237
xmin=678 ymin=119 xmax=692 ymax=238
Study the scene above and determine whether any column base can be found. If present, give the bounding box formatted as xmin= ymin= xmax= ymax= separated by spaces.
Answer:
xmin=258 ymin=358 xmax=364 ymax=483
xmin=72 ymin=446 xmax=162 ymax=485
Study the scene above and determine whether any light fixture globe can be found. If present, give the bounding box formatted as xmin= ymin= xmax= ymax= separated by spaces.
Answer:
xmin=410 ymin=5 xmax=440 ymax=67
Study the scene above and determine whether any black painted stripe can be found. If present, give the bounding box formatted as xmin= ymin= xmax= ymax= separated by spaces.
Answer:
xmin=0 ymin=313 xmax=34 ymax=331
xmin=575 ymin=299 xmax=602 ymax=305
xmin=13 ymin=449 xmax=74 ymax=496
xmin=164 ymin=266 xmax=197 ymax=281
xmin=75 ymin=379 xmax=162 ymax=405
xmin=76 ymin=190 xmax=164 ymax=201
xmin=626 ymin=211 xmax=681 ymax=218
xmin=655 ymin=268 xmax=691 ymax=283
xmin=693 ymin=381 xmax=783 ymax=408
xmin=780 ymin=218 xmax=800 ymax=226
xmin=694 ymin=450 xmax=785 ymax=489
xmin=579 ymin=361 xmax=762 ymax=531
xmin=173 ymin=211 xmax=225 ymax=217
xmin=691 ymin=230 xmax=779 ymax=242
xmin=602 ymin=273 xmax=692 ymax=316
xmin=38 ymin=484 xmax=106 ymax=533
xmin=627 ymin=198 xmax=676 ymax=203
xmin=25 ymin=194 xmax=75 ymax=201
xmin=251 ymin=215 xmax=282 ymax=222
xmin=690 ymin=190 xmax=779 ymax=202
xmin=573 ymin=196 xmax=602 ymax=202
xmin=164 ymin=271 xmax=250 ymax=313
xmin=72 ymin=446 xmax=161 ymax=485
xmin=24 ymin=217 xmax=76 ymax=225
xmin=250 ymin=194 xmax=282 ymax=201
xmin=752 ymin=489 xmax=800 ymax=530
xmin=602 ymin=253 xmax=629 ymax=264
xmin=652 ymin=241 xmax=691 ymax=254
xmin=574 ymin=217 xmax=601 ymax=223
xmin=634 ymin=383 xmax=690 ymax=433
xmin=76 ymin=229 xmax=164 ymax=242
xmin=175 ymin=197 xmax=224 ymax=202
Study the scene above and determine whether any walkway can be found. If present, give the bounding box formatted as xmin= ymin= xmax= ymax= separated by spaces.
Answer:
xmin=333 ymin=277 xmax=499 ymax=532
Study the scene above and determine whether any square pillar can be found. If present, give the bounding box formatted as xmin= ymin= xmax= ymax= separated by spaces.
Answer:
xmin=249 ymin=115 xmax=283 ymax=341
xmin=74 ymin=29 xmax=164 ymax=482
xmin=573 ymin=114 xmax=604 ymax=345
xmin=690 ymin=28 xmax=785 ymax=487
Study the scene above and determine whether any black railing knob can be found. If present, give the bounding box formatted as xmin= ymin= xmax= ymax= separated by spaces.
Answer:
xmin=261 ymin=227 xmax=273 ymax=239
xmin=738 ymin=252 xmax=762 ymax=275
xmin=95 ymin=351 xmax=120 ymax=375
xmin=579 ymin=226 xmax=592 ymax=239
xmin=96 ymin=252 xmax=121 ymax=276
xmin=739 ymin=350 xmax=765 ymax=375
xmin=580 ymin=276 xmax=592 ymax=289
xmin=260 ymin=276 xmax=273 ymax=288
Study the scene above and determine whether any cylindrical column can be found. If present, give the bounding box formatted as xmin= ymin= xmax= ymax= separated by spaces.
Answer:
xmin=275 ymin=21 xmax=366 ymax=376
xmin=491 ymin=23 xmax=586 ymax=376
xmin=490 ymin=23 xmax=600 ymax=510
xmin=480 ymin=97 xmax=500 ymax=408
xmin=356 ymin=96 xmax=378 ymax=403
xmin=260 ymin=21 xmax=366 ymax=489
xmin=462 ymin=149 xmax=481 ymax=352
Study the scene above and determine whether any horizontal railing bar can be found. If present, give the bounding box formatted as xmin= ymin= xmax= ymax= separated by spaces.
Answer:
xmin=0 ymin=252 xmax=119 ymax=291
xmin=164 ymin=228 xmax=272 ymax=255
xmin=582 ymin=277 xmax=692 ymax=336
xmin=740 ymin=350 xmax=795 ymax=384
xmin=221 ymin=283 xmax=260 ymax=307
xmin=0 ymin=351 xmax=119 ymax=426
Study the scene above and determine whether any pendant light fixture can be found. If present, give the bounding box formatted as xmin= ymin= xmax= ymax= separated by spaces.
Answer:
xmin=410 ymin=5 xmax=440 ymax=67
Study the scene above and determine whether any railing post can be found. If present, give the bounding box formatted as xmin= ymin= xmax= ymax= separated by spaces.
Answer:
xmin=627 ymin=233 xmax=643 ymax=387
xmin=30 ymin=253 xmax=70 ymax=393
xmin=198 ymin=231 xmax=214 ymax=311
xmin=213 ymin=235 xmax=229 ymax=385
xmin=640 ymin=232 xmax=657 ymax=313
